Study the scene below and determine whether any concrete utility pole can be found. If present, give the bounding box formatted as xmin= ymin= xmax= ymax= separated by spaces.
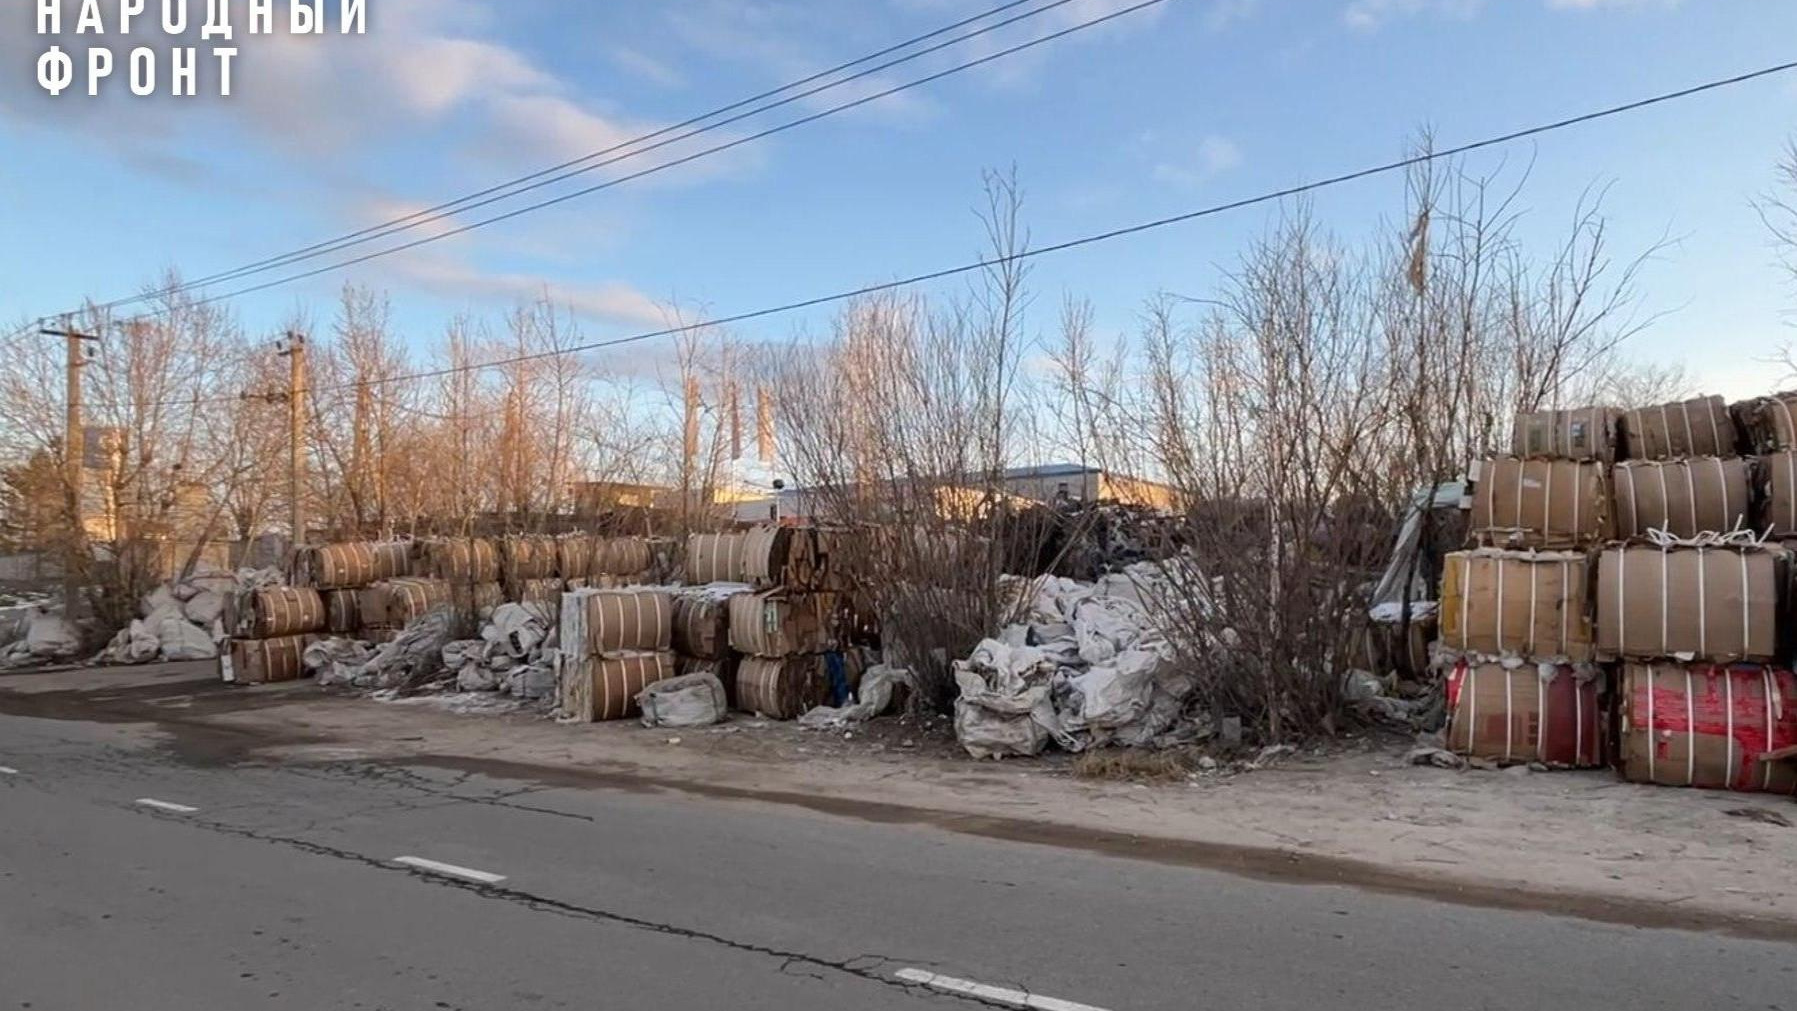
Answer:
xmin=39 ymin=323 xmax=100 ymax=618
xmin=276 ymin=332 xmax=307 ymax=548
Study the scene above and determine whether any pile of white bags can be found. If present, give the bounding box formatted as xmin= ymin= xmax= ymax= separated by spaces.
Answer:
xmin=953 ymin=562 xmax=1200 ymax=758
xmin=443 ymin=602 xmax=559 ymax=701
xmin=94 ymin=566 xmax=285 ymax=666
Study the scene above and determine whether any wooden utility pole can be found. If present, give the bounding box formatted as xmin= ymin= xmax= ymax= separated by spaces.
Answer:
xmin=277 ymin=332 xmax=307 ymax=548
xmin=40 ymin=323 xmax=99 ymax=617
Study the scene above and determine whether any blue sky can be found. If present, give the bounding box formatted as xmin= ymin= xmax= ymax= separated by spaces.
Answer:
xmin=2 ymin=0 xmax=1794 ymax=396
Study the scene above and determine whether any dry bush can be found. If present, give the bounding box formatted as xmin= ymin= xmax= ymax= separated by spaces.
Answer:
xmin=1051 ymin=151 xmax=1656 ymax=744
xmin=770 ymin=171 xmax=1051 ymax=709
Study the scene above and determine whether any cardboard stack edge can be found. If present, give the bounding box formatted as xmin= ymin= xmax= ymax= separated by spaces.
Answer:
xmin=1440 ymin=394 xmax=1797 ymax=792
xmin=220 ymin=585 xmax=326 ymax=685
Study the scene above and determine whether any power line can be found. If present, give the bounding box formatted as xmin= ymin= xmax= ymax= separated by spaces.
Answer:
xmin=263 ymin=57 xmax=1797 ymax=402
xmin=78 ymin=0 xmax=1093 ymax=315
xmin=149 ymin=0 xmax=1177 ymax=315
xmin=124 ymin=56 xmax=1797 ymax=411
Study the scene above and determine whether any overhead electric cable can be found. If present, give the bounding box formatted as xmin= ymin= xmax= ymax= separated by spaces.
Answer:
xmin=76 ymin=0 xmax=1102 ymax=314
xmin=113 ymin=57 xmax=1797 ymax=411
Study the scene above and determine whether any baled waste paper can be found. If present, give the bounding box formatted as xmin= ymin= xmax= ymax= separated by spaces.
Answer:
xmin=1444 ymin=658 xmax=1606 ymax=768
xmin=222 ymin=634 xmax=314 ymax=685
xmin=1438 ymin=549 xmax=1594 ymax=662
xmin=1469 ymin=457 xmax=1612 ymax=549
xmin=295 ymin=540 xmax=411 ymax=589
xmin=1510 ymin=406 xmax=1621 ymax=464
xmin=559 ymin=650 xmax=676 ymax=722
xmin=1596 ymin=538 xmax=1785 ymax=664
xmin=1617 ymin=663 xmax=1797 ymax=793
xmin=1622 ymin=395 xmax=1734 ymax=460
xmin=1611 ymin=458 xmax=1751 ymax=541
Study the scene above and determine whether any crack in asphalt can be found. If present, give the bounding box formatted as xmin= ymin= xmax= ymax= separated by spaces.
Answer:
xmin=128 ymin=805 xmax=1005 ymax=1009
xmin=277 ymin=762 xmax=602 ymax=825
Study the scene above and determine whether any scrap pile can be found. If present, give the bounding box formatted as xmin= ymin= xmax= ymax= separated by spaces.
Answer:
xmin=1437 ymin=395 xmax=1797 ymax=793
xmin=94 ymin=566 xmax=256 ymax=666
xmin=950 ymin=563 xmax=1195 ymax=758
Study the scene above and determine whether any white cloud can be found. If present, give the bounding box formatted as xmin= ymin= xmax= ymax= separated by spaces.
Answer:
xmin=610 ymin=46 xmax=684 ymax=88
xmin=1204 ymin=0 xmax=1262 ymax=31
xmin=1151 ymin=134 xmax=1243 ymax=188
xmin=1342 ymin=0 xmax=1482 ymax=31
xmin=392 ymin=254 xmax=671 ymax=331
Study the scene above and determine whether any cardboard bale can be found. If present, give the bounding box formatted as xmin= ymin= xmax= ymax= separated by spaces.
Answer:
xmin=362 ymin=577 xmax=454 ymax=629
xmin=736 ymin=655 xmax=828 ymax=720
xmin=1736 ymin=391 xmax=1797 ymax=455
xmin=1438 ymin=549 xmax=1594 ymax=661
xmin=1759 ymin=450 xmax=1797 ymax=538
xmin=1596 ymin=543 xmax=1785 ymax=663
xmin=737 ymin=651 xmax=864 ymax=719
xmin=1469 ymin=457 xmax=1611 ymax=549
xmin=1612 ymin=457 xmax=1752 ymax=541
xmin=743 ymin=524 xmax=796 ymax=587
xmin=221 ymin=634 xmax=316 ymax=685
xmin=1445 ymin=659 xmax=1606 ymax=768
xmin=727 ymin=591 xmax=839 ymax=658
xmin=555 ymin=534 xmax=596 ymax=582
xmin=1618 ymin=663 xmax=1797 ymax=793
xmin=1622 ymin=395 xmax=1737 ymax=460
xmin=1510 ymin=407 xmax=1621 ymax=464
xmin=559 ymin=650 xmax=676 ymax=722
xmin=672 ymin=588 xmax=748 ymax=661
xmin=323 ymin=588 xmax=360 ymax=635
xmin=423 ymin=537 xmax=499 ymax=583
xmin=500 ymin=535 xmax=559 ymax=583
xmin=231 ymin=586 xmax=325 ymax=639
xmin=593 ymin=537 xmax=653 ymax=578
xmin=295 ymin=540 xmax=411 ymax=589
xmin=685 ymin=532 xmax=748 ymax=585
xmin=562 ymin=587 xmax=674 ymax=656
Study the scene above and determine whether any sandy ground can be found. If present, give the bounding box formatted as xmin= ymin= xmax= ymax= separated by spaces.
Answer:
xmin=3 ymin=659 xmax=1794 ymax=937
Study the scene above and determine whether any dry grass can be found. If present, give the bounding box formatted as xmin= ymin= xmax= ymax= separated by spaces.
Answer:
xmin=1071 ymin=749 xmax=1193 ymax=783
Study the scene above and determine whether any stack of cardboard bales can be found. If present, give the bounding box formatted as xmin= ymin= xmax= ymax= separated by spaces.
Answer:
xmin=1605 ymin=392 xmax=1797 ymax=792
xmin=220 ymin=585 xmax=326 ymax=685
xmin=1438 ymin=396 xmax=1797 ymax=793
xmin=290 ymin=539 xmax=425 ymax=645
xmin=418 ymin=537 xmax=503 ymax=637
xmin=728 ymin=526 xmax=864 ymax=720
xmin=556 ymin=586 xmax=675 ymax=721
xmin=1442 ymin=409 xmax=1618 ymax=768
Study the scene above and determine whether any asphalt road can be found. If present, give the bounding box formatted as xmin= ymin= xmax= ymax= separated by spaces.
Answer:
xmin=2 ymin=689 xmax=1794 ymax=1010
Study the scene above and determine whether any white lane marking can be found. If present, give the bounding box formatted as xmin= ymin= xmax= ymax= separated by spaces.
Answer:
xmin=0 ymin=766 xmax=18 ymax=775
xmin=392 ymin=856 xmax=507 ymax=885
xmin=135 ymin=798 xmax=199 ymax=814
xmin=894 ymin=969 xmax=1111 ymax=1011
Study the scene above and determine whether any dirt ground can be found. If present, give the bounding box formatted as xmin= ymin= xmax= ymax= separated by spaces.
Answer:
xmin=3 ymin=659 xmax=1794 ymax=939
